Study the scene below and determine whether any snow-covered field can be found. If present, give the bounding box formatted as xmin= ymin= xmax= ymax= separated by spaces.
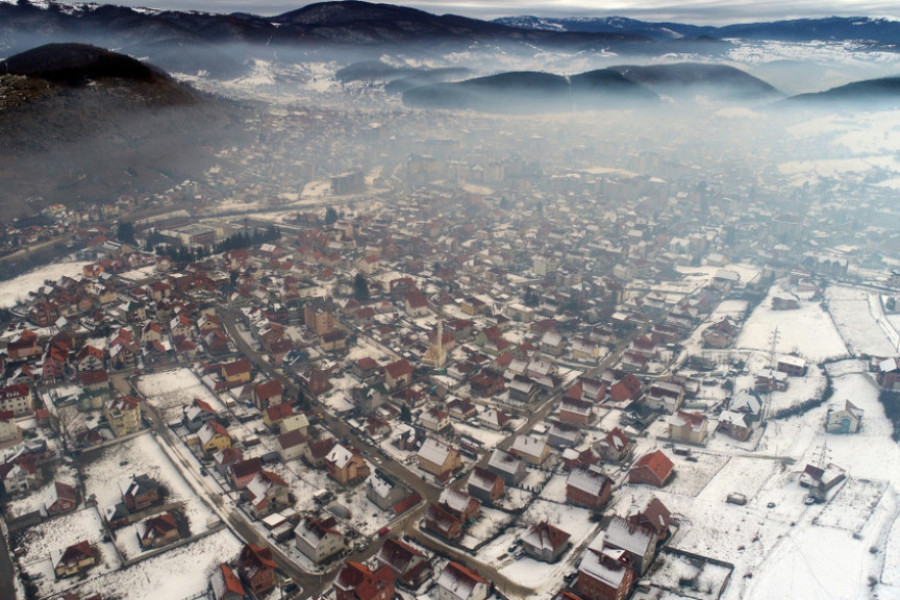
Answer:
xmin=17 ymin=507 xmax=122 ymax=598
xmin=0 ymin=260 xmax=91 ymax=308
xmin=737 ymin=283 xmax=848 ymax=362
xmin=79 ymin=432 xmax=218 ymax=536
xmin=827 ymin=285 xmax=897 ymax=357
xmin=67 ymin=528 xmax=243 ymax=600
xmin=137 ymin=368 xmax=226 ymax=422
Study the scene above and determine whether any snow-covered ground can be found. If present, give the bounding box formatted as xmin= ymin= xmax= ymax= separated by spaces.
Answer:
xmin=737 ymin=283 xmax=849 ymax=362
xmin=827 ymin=285 xmax=897 ymax=357
xmin=0 ymin=260 xmax=91 ymax=308
xmin=79 ymin=432 xmax=218 ymax=536
xmin=137 ymin=368 xmax=226 ymax=422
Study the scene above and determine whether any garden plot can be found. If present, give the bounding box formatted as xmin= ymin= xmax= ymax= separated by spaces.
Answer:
xmin=460 ymin=507 xmax=516 ymax=551
xmin=695 ymin=456 xmax=779 ymax=504
xmin=812 ymin=478 xmax=887 ymax=534
xmin=495 ymin=500 xmax=599 ymax=593
xmin=4 ymin=460 xmax=79 ymax=519
xmin=661 ymin=452 xmax=731 ymax=498
xmin=648 ymin=551 xmax=733 ymax=600
xmin=16 ymin=507 xmax=121 ymax=598
xmin=539 ymin=474 xmax=569 ymax=504
xmin=66 ymin=528 xmax=243 ymax=600
xmin=453 ymin=421 xmax=507 ymax=448
xmin=826 ymin=285 xmax=896 ymax=356
xmin=79 ymin=432 xmax=217 ymax=535
xmin=736 ymin=284 xmax=848 ymax=362
xmin=520 ymin=468 xmax=553 ymax=492
xmin=137 ymin=368 xmax=226 ymax=422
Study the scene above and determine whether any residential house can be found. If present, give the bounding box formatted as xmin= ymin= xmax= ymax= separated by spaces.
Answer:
xmin=295 ymin=515 xmax=345 ymax=563
xmin=510 ymin=434 xmax=550 ymax=465
xmin=559 ymin=398 xmax=594 ymax=426
xmin=566 ymin=466 xmax=613 ymax=511
xmin=487 ymin=448 xmax=526 ymax=486
xmin=325 ymin=444 xmax=370 ymax=485
xmin=210 ymin=564 xmax=246 ymax=600
xmin=52 ymin=540 xmax=95 ymax=578
xmin=246 ymin=470 xmax=289 ymax=519
xmin=183 ymin=398 xmax=218 ymax=433
xmin=609 ymin=373 xmax=641 ymax=404
xmin=254 ymin=380 xmax=284 ymax=410
xmin=137 ymin=512 xmax=180 ymax=549
xmin=104 ymin=395 xmax=142 ymax=437
xmin=629 ymin=497 xmax=671 ymax=542
xmin=305 ymin=437 xmax=337 ymax=468
xmin=384 ymin=359 xmax=413 ymax=390
xmin=825 ymin=400 xmax=864 ymax=434
xmin=237 ymin=544 xmax=277 ymax=595
xmin=0 ymin=458 xmax=39 ymax=495
xmin=424 ymin=502 xmax=463 ymax=540
xmin=433 ymin=562 xmax=490 ymax=600
xmin=367 ymin=471 xmax=410 ymax=512
xmin=717 ymin=411 xmax=753 ymax=441
xmin=668 ymin=411 xmax=709 ymax=445
xmin=75 ymin=345 xmax=106 ymax=373
xmin=198 ymin=421 xmax=232 ymax=455
xmin=44 ymin=480 xmax=78 ymax=516
xmin=120 ymin=474 xmax=160 ymax=511
xmin=603 ymin=516 xmax=657 ymax=575
xmin=576 ymin=546 xmax=634 ymax=600
xmin=277 ymin=429 xmax=308 ymax=462
xmin=645 ymin=382 xmax=684 ymax=414
xmin=231 ymin=458 xmax=263 ymax=489
xmin=438 ymin=488 xmax=480 ymax=524
xmin=548 ymin=421 xmax=583 ymax=448
xmin=446 ymin=398 xmax=477 ymax=421
xmin=595 ymin=427 xmax=634 ymax=464
xmin=420 ymin=407 xmax=450 ymax=432
xmin=333 ymin=561 xmax=395 ymax=600
xmin=522 ymin=521 xmax=571 ymax=563
xmin=629 ymin=450 xmax=675 ymax=488
xmin=467 ymin=467 xmax=504 ymax=505
xmin=477 ymin=407 xmax=510 ymax=431
xmin=375 ymin=538 xmax=432 ymax=589
xmin=417 ymin=438 xmax=462 ymax=482
xmin=263 ymin=402 xmax=295 ymax=430
xmin=0 ymin=383 xmax=34 ymax=416
xmin=222 ymin=359 xmax=252 ymax=388
xmin=299 ymin=368 xmax=331 ymax=398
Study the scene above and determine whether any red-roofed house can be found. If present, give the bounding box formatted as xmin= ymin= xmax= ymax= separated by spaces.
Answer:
xmin=434 ymin=562 xmax=490 ymax=600
xmin=629 ymin=450 xmax=674 ymax=487
xmin=334 ymin=561 xmax=395 ymax=600
xmin=254 ymin=380 xmax=284 ymax=410
xmin=210 ymin=563 xmax=246 ymax=600
xmin=237 ymin=544 xmax=276 ymax=594
xmin=384 ymin=359 xmax=413 ymax=389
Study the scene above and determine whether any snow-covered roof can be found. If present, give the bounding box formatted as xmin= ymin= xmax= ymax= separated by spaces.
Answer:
xmin=418 ymin=437 xmax=453 ymax=464
xmin=604 ymin=516 xmax=654 ymax=556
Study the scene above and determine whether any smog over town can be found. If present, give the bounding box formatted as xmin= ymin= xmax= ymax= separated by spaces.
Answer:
xmin=1 ymin=2 xmax=900 ymax=600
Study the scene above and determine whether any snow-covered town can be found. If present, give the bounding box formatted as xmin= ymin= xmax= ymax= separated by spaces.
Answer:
xmin=4 ymin=4 xmax=900 ymax=600
xmin=2 ymin=149 xmax=900 ymax=600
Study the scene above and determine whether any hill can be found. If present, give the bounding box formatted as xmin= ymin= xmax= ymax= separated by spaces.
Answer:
xmin=786 ymin=77 xmax=900 ymax=107
xmin=607 ymin=63 xmax=782 ymax=101
xmin=0 ymin=43 xmax=249 ymax=218
xmin=402 ymin=69 xmax=658 ymax=113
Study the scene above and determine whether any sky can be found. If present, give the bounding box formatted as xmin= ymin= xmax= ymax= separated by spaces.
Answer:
xmin=100 ymin=0 xmax=900 ymax=23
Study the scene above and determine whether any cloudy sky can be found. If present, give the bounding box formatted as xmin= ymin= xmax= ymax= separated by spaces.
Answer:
xmin=102 ymin=0 xmax=900 ymax=23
